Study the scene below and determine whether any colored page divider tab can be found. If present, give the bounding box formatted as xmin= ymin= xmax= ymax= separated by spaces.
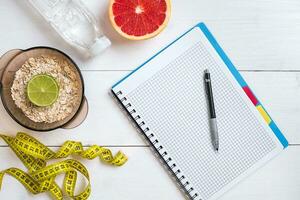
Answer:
xmin=256 ymin=105 xmax=272 ymax=125
xmin=198 ymin=22 xmax=288 ymax=149
xmin=243 ymin=86 xmax=259 ymax=106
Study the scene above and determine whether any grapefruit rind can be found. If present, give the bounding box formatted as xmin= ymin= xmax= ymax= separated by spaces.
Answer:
xmin=109 ymin=0 xmax=171 ymax=40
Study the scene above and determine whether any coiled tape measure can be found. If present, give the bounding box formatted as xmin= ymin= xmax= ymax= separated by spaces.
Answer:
xmin=0 ymin=132 xmax=128 ymax=200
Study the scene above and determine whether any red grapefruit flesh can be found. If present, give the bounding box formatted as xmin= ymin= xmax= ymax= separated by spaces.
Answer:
xmin=109 ymin=0 xmax=171 ymax=40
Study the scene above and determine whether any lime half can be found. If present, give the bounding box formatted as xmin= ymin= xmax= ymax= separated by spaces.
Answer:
xmin=27 ymin=75 xmax=59 ymax=107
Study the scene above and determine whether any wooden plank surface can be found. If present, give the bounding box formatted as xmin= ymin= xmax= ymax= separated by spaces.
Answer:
xmin=0 ymin=0 xmax=299 ymax=200
xmin=0 ymin=146 xmax=299 ymax=200
xmin=0 ymin=0 xmax=300 ymax=71
xmin=0 ymin=71 xmax=299 ymax=146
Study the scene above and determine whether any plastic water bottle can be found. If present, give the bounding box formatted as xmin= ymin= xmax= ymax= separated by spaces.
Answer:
xmin=28 ymin=0 xmax=111 ymax=56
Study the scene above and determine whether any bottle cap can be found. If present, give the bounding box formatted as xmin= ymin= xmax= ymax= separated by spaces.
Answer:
xmin=89 ymin=36 xmax=111 ymax=56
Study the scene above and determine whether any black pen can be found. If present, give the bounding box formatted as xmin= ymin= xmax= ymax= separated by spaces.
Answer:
xmin=204 ymin=69 xmax=219 ymax=151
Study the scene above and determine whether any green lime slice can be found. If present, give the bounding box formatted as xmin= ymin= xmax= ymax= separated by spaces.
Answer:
xmin=27 ymin=74 xmax=59 ymax=107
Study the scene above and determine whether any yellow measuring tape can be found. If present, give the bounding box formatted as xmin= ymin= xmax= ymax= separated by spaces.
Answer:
xmin=0 ymin=132 xmax=128 ymax=200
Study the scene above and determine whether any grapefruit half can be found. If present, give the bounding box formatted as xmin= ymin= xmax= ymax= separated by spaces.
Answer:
xmin=109 ymin=0 xmax=171 ymax=40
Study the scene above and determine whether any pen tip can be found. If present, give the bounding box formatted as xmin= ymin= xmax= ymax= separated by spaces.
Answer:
xmin=204 ymin=69 xmax=209 ymax=73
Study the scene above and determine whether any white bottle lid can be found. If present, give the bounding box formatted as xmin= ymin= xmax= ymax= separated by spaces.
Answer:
xmin=89 ymin=36 xmax=111 ymax=56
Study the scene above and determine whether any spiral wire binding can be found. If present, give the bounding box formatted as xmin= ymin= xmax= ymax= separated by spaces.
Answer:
xmin=113 ymin=90 xmax=200 ymax=200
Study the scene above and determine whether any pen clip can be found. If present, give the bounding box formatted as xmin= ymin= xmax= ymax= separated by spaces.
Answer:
xmin=204 ymin=78 xmax=210 ymax=95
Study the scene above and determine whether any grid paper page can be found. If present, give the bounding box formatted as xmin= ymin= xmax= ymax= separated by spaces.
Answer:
xmin=126 ymin=41 xmax=277 ymax=200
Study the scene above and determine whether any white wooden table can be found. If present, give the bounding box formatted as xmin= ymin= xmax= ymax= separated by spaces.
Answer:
xmin=0 ymin=0 xmax=300 ymax=199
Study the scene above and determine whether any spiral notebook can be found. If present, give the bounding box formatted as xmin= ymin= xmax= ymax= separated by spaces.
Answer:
xmin=111 ymin=23 xmax=288 ymax=200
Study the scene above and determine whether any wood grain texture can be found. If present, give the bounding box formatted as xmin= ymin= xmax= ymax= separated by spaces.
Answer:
xmin=0 ymin=146 xmax=299 ymax=200
xmin=0 ymin=71 xmax=298 ymax=146
xmin=0 ymin=1 xmax=299 ymax=200
xmin=1 ymin=0 xmax=300 ymax=70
